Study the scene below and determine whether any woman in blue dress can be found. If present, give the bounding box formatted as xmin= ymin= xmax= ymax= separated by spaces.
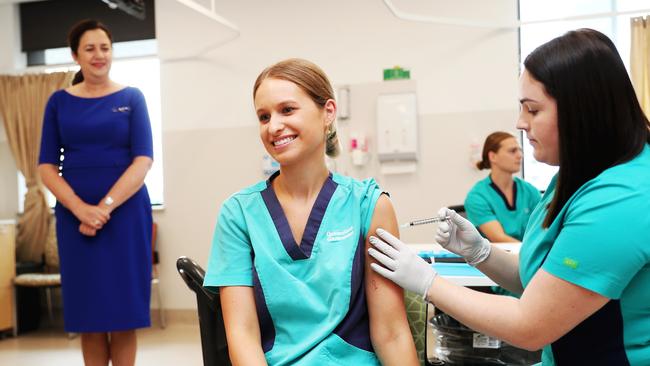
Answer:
xmin=368 ymin=29 xmax=650 ymax=365
xmin=38 ymin=20 xmax=153 ymax=366
xmin=465 ymin=131 xmax=541 ymax=242
xmin=204 ymin=58 xmax=418 ymax=365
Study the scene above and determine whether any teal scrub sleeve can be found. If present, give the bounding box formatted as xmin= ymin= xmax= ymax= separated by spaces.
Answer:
xmin=204 ymin=198 xmax=254 ymax=291
xmin=128 ymin=88 xmax=154 ymax=159
xmin=360 ymin=178 xmax=384 ymax=239
xmin=465 ymin=190 xmax=497 ymax=227
xmin=39 ymin=94 xmax=61 ymax=165
xmin=521 ymin=180 xmax=542 ymax=208
xmin=542 ymin=182 xmax=648 ymax=299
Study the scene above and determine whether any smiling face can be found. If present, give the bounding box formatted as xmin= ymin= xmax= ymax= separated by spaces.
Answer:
xmin=489 ymin=137 xmax=522 ymax=174
xmin=254 ymin=78 xmax=334 ymax=167
xmin=72 ymin=28 xmax=112 ymax=82
xmin=516 ymin=69 xmax=560 ymax=166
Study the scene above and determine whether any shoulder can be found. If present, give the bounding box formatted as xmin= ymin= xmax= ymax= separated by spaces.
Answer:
xmin=565 ymin=146 xmax=650 ymax=219
xmin=227 ymin=179 xmax=269 ymax=202
xmin=515 ymin=177 xmax=542 ymax=197
xmin=465 ymin=177 xmax=491 ymax=202
xmin=467 ymin=176 xmax=491 ymax=194
xmin=218 ymin=183 xmax=265 ymax=222
xmin=577 ymin=146 xmax=650 ymax=198
xmin=47 ymin=89 xmax=67 ymax=103
xmin=372 ymin=193 xmax=394 ymax=216
xmin=331 ymin=172 xmax=382 ymax=196
xmin=120 ymin=86 xmax=145 ymax=101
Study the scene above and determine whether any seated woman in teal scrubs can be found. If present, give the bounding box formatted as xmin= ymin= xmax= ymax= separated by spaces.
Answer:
xmin=203 ymin=59 xmax=418 ymax=365
xmin=367 ymin=29 xmax=650 ymax=365
xmin=465 ymin=131 xmax=541 ymax=242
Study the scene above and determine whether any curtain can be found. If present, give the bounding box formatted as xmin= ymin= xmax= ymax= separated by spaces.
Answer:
xmin=631 ymin=16 xmax=650 ymax=116
xmin=0 ymin=72 xmax=74 ymax=262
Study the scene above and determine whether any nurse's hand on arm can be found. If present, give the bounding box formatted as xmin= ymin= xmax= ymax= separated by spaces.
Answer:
xmin=436 ymin=208 xmax=523 ymax=294
xmin=220 ymin=286 xmax=268 ymax=365
xmin=38 ymin=163 xmax=110 ymax=233
xmin=478 ymin=220 xmax=521 ymax=243
xmin=369 ymin=229 xmax=610 ymax=350
xmin=364 ymin=195 xmax=419 ymax=366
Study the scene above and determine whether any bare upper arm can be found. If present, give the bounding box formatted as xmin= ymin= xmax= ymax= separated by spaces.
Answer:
xmin=365 ymin=194 xmax=409 ymax=335
xmin=220 ymin=286 xmax=261 ymax=340
xmin=220 ymin=286 xmax=267 ymax=363
xmin=517 ymin=269 xmax=609 ymax=348
xmin=133 ymin=156 xmax=153 ymax=169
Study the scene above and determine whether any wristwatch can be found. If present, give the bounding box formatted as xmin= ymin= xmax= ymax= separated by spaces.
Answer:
xmin=104 ymin=196 xmax=114 ymax=206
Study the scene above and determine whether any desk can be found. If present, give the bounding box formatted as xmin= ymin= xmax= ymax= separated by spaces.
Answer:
xmin=0 ymin=220 xmax=16 ymax=333
xmin=407 ymin=242 xmax=521 ymax=287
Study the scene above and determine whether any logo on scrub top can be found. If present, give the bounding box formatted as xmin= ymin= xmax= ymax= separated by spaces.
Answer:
xmin=112 ymin=106 xmax=131 ymax=113
xmin=563 ymin=257 xmax=579 ymax=269
xmin=326 ymin=226 xmax=354 ymax=242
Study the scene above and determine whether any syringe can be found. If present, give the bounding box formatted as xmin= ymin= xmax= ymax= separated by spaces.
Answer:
xmin=400 ymin=216 xmax=450 ymax=228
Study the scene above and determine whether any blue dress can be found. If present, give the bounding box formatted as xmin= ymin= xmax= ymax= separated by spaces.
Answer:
xmin=39 ymin=87 xmax=153 ymax=332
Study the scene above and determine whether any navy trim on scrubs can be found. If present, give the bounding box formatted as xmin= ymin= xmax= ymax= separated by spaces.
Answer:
xmin=551 ymin=300 xmax=630 ymax=365
xmin=261 ymin=171 xmax=338 ymax=260
xmin=252 ymin=265 xmax=276 ymax=353
xmin=488 ymin=175 xmax=518 ymax=211
xmin=333 ymin=234 xmax=374 ymax=351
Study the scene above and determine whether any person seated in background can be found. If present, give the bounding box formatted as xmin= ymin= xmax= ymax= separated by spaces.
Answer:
xmin=203 ymin=58 xmax=418 ymax=365
xmin=465 ymin=131 xmax=541 ymax=243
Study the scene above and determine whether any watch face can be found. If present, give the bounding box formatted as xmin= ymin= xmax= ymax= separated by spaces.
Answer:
xmin=105 ymin=197 xmax=114 ymax=206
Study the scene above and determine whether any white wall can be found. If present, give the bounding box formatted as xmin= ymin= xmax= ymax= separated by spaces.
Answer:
xmin=154 ymin=0 xmax=520 ymax=309
xmin=0 ymin=2 xmax=23 ymax=219
xmin=0 ymin=0 xmax=520 ymax=310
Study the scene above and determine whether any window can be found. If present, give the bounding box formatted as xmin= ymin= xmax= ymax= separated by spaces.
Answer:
xmin=519 ymin=0 xmax=649 ymax=190
xmin=19 ymin=40 xmax=164 ymax=211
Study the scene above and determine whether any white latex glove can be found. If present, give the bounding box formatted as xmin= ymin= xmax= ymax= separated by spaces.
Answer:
xmin=368 ymin=228 xmax=438 ymax=299
xmin=435 ymin=207 xmax=491 ymax=266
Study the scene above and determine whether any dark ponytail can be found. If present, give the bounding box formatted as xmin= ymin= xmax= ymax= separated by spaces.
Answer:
xmin=477 ymin=131 xmax=515 ymax=170
xmin=72 ymin=70 xmax=84 ymax=85
xmin=475 ymin=160 xmax=489 ymax=170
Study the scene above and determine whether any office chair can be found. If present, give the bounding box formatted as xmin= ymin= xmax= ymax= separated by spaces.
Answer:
xmin=176 ymin=256 xmax=231 ymax=366
xmin=12 ymin=217 xmax=63 ymax=337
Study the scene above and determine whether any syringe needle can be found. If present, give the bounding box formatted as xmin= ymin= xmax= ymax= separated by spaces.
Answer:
xmin=400 ymin=216 xmax=450 ymax=228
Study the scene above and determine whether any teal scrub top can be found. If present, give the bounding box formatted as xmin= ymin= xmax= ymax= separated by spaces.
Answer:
xmin=204 ymin=171 xmax=383 ymax=366
xmin=465 ymin=176 xmax=541 ymax=240
xmin=519 ymin=144 xmax=650 ymax=365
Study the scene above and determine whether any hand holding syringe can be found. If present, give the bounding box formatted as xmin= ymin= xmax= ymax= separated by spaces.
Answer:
xmin=400 ymin=215 xmax=451 ymax=228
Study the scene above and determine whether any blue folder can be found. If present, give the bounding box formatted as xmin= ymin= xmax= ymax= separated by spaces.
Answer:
xmin=432 ymin=263 xmax=484 ymax=277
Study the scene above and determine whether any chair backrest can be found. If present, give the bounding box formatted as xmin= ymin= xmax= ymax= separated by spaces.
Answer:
xmin=177 ymin=256 xmax=231 ymax=366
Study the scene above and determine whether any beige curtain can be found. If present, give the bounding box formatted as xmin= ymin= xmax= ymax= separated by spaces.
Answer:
xmin=0 ymin=72 xmax=74 ymax=262
xmin=631 ymin=16 xmax=650 ymax=116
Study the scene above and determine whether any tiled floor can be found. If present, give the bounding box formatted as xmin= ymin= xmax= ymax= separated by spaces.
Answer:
xmin=0 ymin=320 xmax=203 ymax=366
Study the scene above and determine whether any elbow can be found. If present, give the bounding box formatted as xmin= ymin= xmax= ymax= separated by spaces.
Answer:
xmin=37 ymin=164 xmax=56 ymax=183
xmin=506 ymin=326 xmax=548 ymax=351
xmin=370 ymin=323 xmax=411 ymax=351
xmin=134 ymin=156 xmax=153 ymax=171
xmin=515 ymin=338 xmax=545 ymax=352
